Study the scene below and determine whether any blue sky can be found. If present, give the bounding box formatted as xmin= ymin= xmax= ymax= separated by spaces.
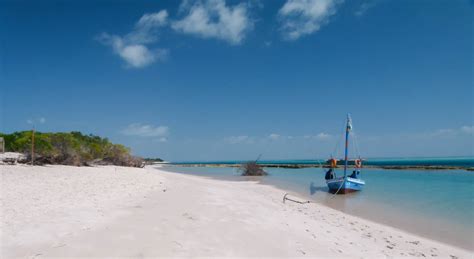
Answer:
xmin=1 ymin=0 xmax=473 ymax=161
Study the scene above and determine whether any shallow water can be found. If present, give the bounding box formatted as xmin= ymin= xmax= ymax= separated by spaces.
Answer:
xmin=160 ymin=166 xmax=474 ymax=250
xmin=172 ymin=156 xmax=474 ymax=167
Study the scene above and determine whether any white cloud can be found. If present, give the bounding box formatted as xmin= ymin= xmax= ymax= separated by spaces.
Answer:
xmin=397 ymin=126 xmax=474 ymax=139
xmin=303 ymin=133 xmax=332 ymax=140
xmin=98 ymin=10 xmax=169 ymax=68
xmin=278 ymin=0 xmax=342 ymax=40
xmin=460 ymin=126 xmax=474 ymax=134
xmin=428 ymin=128 xmax=455 ymax=137
xmin=316 ymin=132 xmax=331 ymax=139
xmin=225 ymin=132 xmax=334 ymax=144
xmin=225 ymin=135 xmax=254 ymax=144
xmin=121 ymin=123 xmax=169 ymax=137
xmin=172 ymin=0 xmax=254 ymax=45
xmin=137 ymin=11 xmax=168 ymax=29
xmin=355 ymin=0 xmax=378 ymax=17
xmin=268 ymin=133 xmax=281 ymax=140
xmin=154 ymin=137 xmax=168 ymax=142
xmin=26 ymin=117 xmax=46 ymax=125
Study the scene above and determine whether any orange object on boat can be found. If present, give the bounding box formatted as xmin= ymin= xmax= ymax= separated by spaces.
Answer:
xmin=355 ymin=159 xmax=362 ymax=168
xmin=329 ymin=158 xmax=338 ymax=168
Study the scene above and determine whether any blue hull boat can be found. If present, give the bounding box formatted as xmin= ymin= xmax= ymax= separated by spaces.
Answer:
xmin=325 ymin=114 xmax=366 ymax=194
xmin=326 ymin=177 xmax=365 ymax=194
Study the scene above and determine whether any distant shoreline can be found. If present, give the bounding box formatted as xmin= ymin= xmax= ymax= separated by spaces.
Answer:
xmin=166 ymin=163 xmax=474 ymax=171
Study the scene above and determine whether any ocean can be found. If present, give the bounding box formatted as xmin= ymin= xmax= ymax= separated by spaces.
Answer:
xmin=160 ymin=158 xmax=474 ymax=250
xmin=171 ymin=156 xmax=474 ymax=167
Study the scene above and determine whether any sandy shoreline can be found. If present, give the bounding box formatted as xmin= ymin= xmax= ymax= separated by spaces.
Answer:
xmin=1 ymin=165 xmax=472 ymax=258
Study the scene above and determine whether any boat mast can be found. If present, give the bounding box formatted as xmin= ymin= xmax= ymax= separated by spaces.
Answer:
xmin=343 ymin=114 xmax=351 ymax=178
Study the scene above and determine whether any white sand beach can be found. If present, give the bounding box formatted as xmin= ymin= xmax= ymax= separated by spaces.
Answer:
xmin=1 ymin=164 xmax=472 ymax=258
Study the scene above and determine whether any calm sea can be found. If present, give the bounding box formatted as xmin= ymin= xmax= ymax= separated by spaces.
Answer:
xmin=160 ymin=159 xmax=474 ymax=251
xmin=171 ymin=156 xmax=474 ymax=167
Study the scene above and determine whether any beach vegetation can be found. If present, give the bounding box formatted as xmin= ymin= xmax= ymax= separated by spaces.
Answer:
xmin=240 ymin=161 xmax=268 ymax=176
xmin=0 ymin=131 xmax=144 ymax=167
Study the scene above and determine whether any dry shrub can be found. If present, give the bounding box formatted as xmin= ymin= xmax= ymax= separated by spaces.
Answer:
xmin=240 ymin=161 xmax=267 ymax=176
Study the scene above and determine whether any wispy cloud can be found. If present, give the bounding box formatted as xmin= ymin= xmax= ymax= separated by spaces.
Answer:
xmin=172 ymin=0 xmax=254 ymax=45
xmin=304 ymin=132 xmax=333 ymax=140
xmin=153 ymin=137 xmax=169 ymax=143
xmin=426 ymin=126 xmax=474 ymax=137
xmin=225 ymin=135 xmax=254 ymax=144
xmin=363 ymin=126 xmax=474 ymax=141
xmin=226 ymin=132 xmax=333 ymax=144
xmin=98 ymin=10 xmax=169 ymax=68
xmin=316 ymin=132 xmax=331 ymax=139
xmin=121 ymin=123 xmax=169 ymax=138
xmin=27 ymin=117 xmax=46 ymax=125
xmin=354 ymin=0 xmax=379 ymax=17
xmin=268 ymin=133 xmax=281 ymax=140
xmin=460 ymin=126 xmax=474 ymax=134
xmin=278 ymin=0 xmax=342 ymax=40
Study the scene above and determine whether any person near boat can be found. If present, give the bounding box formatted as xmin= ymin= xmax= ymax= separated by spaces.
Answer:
xmin=325 ymin=168 xmax=335 ymax=180
xmin=349 ymin=159 xmax=362 ymax=179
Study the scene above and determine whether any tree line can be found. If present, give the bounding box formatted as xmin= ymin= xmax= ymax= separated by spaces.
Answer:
xmin=0 ymin=131 xmax=145 ymax=167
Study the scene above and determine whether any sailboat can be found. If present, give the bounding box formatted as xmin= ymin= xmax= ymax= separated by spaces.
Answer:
xmin=325 ymin=114 xmax=365 ymax=194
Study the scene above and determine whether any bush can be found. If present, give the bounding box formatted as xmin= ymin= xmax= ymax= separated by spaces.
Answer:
xmin=240 ymin=161 xmax=267 ymax=176
xmin=0 ymin=131 xmax=145 ymax=167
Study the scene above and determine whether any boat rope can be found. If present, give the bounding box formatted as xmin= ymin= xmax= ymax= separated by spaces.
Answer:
xmin=331 ymin=177 xmax=346 ymax=197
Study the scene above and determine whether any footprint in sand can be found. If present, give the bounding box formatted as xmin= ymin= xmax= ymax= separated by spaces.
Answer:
xmin=52 ymin=243 xmax=66 ymax=248
xmin=297 ymin=249 xmax=306 ymax=255
xmin=173 ymin=241 xmax=183 ymax=248
xmin=182 ymin=213 xmax=196 ymax=220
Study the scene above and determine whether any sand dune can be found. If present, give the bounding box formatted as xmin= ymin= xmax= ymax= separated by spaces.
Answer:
xmin=1 ymin=164 xmax=471 ymax=258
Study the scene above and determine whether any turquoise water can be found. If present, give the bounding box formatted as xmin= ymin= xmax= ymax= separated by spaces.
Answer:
xmin=171 ymin=156 xmax=474 ymax=167
xmin=160 ymin=165 xmax=474 ymax=250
